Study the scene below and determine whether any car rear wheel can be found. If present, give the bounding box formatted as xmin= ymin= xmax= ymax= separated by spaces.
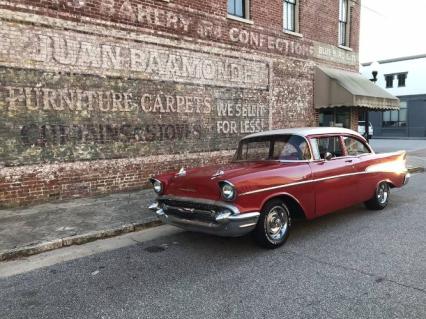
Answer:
xmin=364 ymin=182 xmax=390 ymax=210
xmin=254 ymin=199 xmax=291 ymax=249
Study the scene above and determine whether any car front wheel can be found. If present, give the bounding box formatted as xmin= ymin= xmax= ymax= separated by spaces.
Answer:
xmin=365 ymin=182 xmax=390 ymax=210
xmin=254 ymin=199 xmax=291 ymax=249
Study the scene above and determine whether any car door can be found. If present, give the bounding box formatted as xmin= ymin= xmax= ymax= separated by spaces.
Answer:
xmin=342 ymin=135 xmax=377 ymax=202
xmin=309 ymin=135 xmax=360 ymax=216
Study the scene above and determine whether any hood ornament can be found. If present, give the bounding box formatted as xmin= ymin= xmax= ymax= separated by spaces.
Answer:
xmin=211 ymin=170 xmax=225 ymax=179
xmin=177 ymin=167 xmax=186 ymax=177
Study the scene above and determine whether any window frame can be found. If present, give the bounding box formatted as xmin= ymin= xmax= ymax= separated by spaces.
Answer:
xmin=283 ymin=0 xmax=299 ymax=33
xmin=385 ymin=74 xmax=394 ymax=88
xmin=234 ymin=134 xmax=313 ymax=162
xmin=318 ymin=108 xmax=352 ymax=129
xmin=309 ymin=135 xmax=346 ymax=160
xmin=382 ymin=101 xmax=408 ymax=128
xmin=228 ymin=0 xmax=250 ymax=20
xmin=342 ymin=135 xmax=372 ymax=157
xmin=397 ymin=73 xmax=407 ymax=87
xmin=338 ymin=0 xmax=351 ymax=48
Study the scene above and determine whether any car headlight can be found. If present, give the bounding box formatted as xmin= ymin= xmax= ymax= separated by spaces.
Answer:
xmin=150 ymin=178 xmax=163 ymax=194
xmin=219 ymin=181 xmax=236 ymax=201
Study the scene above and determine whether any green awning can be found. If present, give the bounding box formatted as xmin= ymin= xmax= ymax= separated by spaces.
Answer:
xmin=315 ymin=66 xmax=400 ymax=110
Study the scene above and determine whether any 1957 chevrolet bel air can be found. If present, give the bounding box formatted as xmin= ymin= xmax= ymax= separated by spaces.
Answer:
xmin=149 ymin=127 xmax=409 ymax=248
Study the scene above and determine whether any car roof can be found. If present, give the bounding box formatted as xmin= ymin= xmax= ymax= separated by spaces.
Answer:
xmin=242 ymin=127 xmax=364 ymax=139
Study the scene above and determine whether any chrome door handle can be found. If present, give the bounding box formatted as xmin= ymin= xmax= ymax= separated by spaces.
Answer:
xmin=345 ymin=159 xmax=353 ymax=163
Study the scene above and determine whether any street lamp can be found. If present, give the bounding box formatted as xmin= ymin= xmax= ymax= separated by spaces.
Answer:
xmin=370 ymin=61 xmax=379 ymax=83
xmin=365 ymin=61 xmax=379 ymax=142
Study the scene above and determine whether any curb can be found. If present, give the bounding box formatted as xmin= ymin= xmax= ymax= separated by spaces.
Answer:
xmin=408 ymin=166 xmax=425 ymax=174
xmin=0 ymin=220 xmax=162 ymax=262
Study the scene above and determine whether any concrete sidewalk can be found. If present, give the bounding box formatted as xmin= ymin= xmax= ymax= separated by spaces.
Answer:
xmin=0 ymin=150 xmax=424 ymax=262
xmin=0 ymin=190 xmax=160 ymax=261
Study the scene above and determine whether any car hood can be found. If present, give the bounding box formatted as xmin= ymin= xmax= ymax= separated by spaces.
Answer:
xmin=163 ymin=161 xmax=307 ymax=200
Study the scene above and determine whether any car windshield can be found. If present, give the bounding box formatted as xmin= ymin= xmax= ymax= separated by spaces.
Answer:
xmin=234 ymin=134 xmax=311 ymax=161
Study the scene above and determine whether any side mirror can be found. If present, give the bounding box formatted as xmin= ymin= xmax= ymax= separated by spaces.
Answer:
xmin=324 ymin=152 xmax=333 ymax=161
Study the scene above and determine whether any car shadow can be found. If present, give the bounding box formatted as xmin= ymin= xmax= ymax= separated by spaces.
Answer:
xmin=145 ymin=203 xmax=380 ymax=256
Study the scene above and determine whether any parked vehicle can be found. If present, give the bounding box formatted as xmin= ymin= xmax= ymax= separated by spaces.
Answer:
xmin=149 ymin=127 xmax=409 ymax=248
xmin=358 ymin=121 xmax=374 ymax=139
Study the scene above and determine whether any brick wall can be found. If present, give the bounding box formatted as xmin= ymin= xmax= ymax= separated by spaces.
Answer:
xmin=351 ymin=109 xmax=360 ymax=132
xmin=0 ymin=0 xmax=360 ymax=207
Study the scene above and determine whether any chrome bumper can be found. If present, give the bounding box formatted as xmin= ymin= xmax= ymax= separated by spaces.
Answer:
xmin=149 ymin=196 xmax=260 ymax=237
xmin=403 ymin=172 xmax=411 ymax=185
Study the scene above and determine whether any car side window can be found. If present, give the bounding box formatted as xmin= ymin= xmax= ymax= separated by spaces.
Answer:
xmin=242 ymin=140 xmax=271 ymax=161
xmin=236 ymin=135 xmax=311 ymax=161
xmin=309 ymin=138 xmax=321 ymax=159
xmin=344 ymin=136 xmax=371 ymax=156
xmin=272 ymin=141 xmax=298 ymax=160
xmin=312 ymin=136 xmax=344 ymax=159
xmin=272 ymin=139 xmax=311 ymax=160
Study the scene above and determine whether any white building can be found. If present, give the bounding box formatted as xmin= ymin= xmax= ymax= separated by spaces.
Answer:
xmin=361 ymin=54 xmax=426 ymax=137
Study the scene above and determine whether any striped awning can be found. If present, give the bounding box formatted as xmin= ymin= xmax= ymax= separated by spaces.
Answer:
xmin=314 ymin=66 xmax=400 ymax=110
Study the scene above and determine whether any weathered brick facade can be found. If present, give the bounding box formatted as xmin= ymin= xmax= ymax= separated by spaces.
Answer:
xmin=0 ymin=0 xmax=360 ymax=207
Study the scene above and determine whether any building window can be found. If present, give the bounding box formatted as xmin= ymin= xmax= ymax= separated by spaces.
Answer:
xmin=397 ymin=73 xmax=407 ymax=87
xmin=383 ymin=101 xmax=407 ymax=127
xmin=228 ymin=0 xmax=247 ymax=18
xmin=319 ymin=109 xmax=351 ymax=129
xmin=284 ymin=0 xmax=297 ymax=32
xmin=385 ymin=74 xmax=394 ymax=88
xmin=338 ymin=0 xmax=349 ymax=46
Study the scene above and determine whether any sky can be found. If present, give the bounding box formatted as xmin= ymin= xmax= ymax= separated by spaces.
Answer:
xmin=360 ymin=0 xmax=426 ymax=63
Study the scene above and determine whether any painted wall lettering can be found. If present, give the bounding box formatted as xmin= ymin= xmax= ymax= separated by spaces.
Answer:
xmin=313 ymin=41 xmax=358 ymax=66
xmin=100 ymin=1 xmax=191 ymax=32
xmin=3 ymin=86 xmax=213 ymax=115
xmin=197 ymin=20 xmax=222 ymax=39
xmin=0 ymin=67 xmax=269 ymax=165
xmin=229 ymin=28 xmax=314 ymax=57
xmin=20 ymin=123 xmax=203 ymax=146
xmin=0 ymin=20 xmax=269 ymax=89
xmin=216 ymin=102 xmax=268 ymax=134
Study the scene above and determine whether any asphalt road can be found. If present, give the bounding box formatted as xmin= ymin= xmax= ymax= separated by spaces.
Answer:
xmin=0 ymin=174 xmax=425 ymax=319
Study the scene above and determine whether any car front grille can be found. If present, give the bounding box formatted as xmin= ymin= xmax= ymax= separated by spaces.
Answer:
xmin=158 ymin=199 xmax=222 ymax=222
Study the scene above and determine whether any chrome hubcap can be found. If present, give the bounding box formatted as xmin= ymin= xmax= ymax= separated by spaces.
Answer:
xmin=377 ymin=183 xmax=389 ymax=204
xmin=265 ymin=206 xmax=289 ymax=241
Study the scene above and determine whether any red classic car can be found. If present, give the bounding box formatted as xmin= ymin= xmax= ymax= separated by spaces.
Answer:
xmin=149 ymin=127 xmax=409 ymax=248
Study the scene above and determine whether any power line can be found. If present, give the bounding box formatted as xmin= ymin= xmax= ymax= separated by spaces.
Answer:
xmin=361 ymin=4 xmax=386 ymax=17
